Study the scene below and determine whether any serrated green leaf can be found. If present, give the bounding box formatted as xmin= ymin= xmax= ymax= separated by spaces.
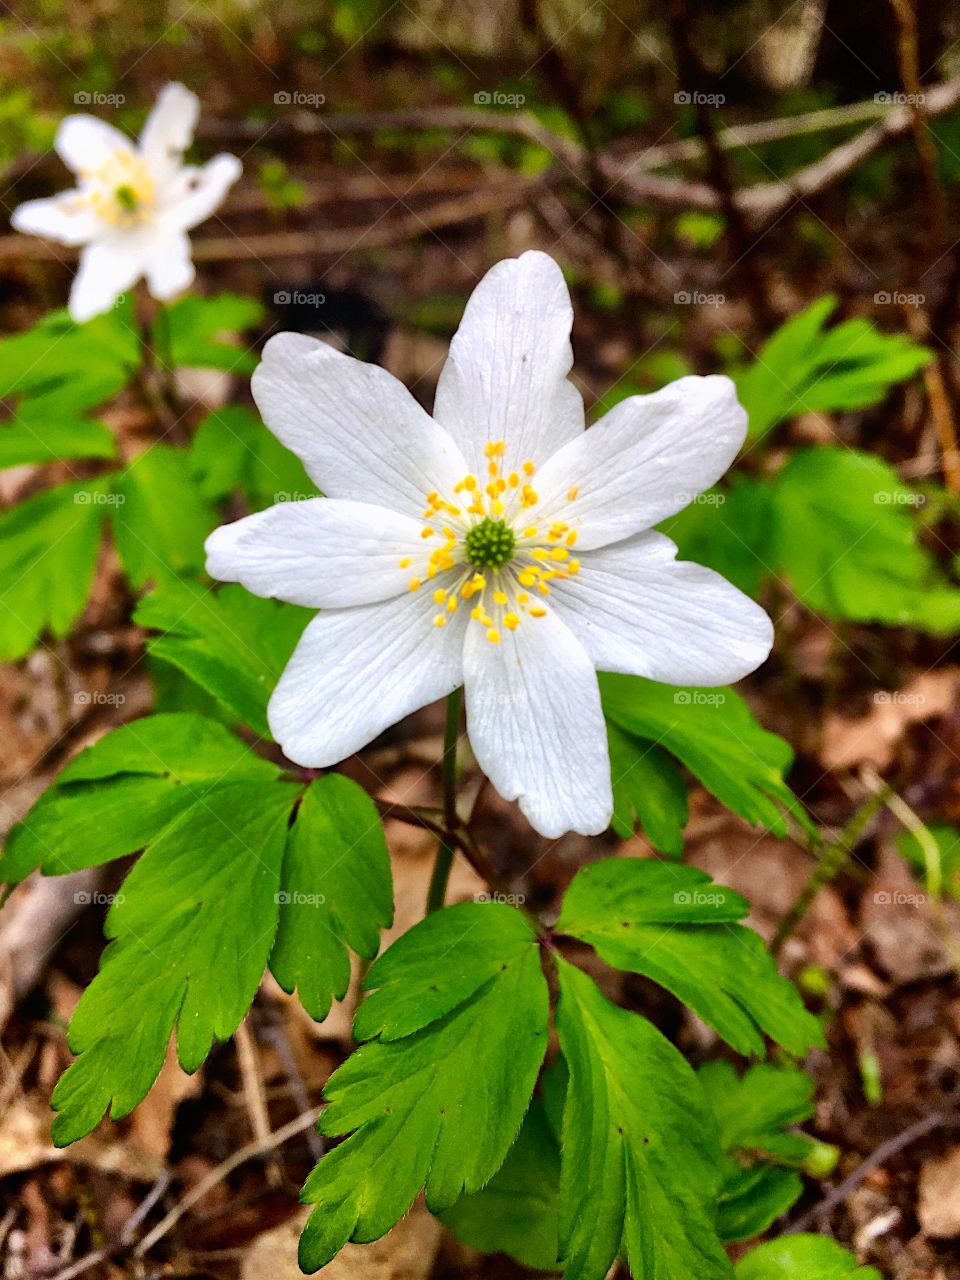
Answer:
xmin=353 ymin=898 xmax=537 ymax=1041
xmin=161 ymin=293 xmax=264 ymax=373
xmin=734 ymin=295 xmax=931 ymax=441
xmin=299 ymin=903 xmax=549 ymax=1272
xmin=718 ymin=1165 xmax=804 ymax=1242
xmin=735 ymin=1235 xmax=882 ymax=1280
xmin=112 ymin=445 xmax=217 ymax=587
xmin=554 ymin=958 xmax=732 ymax=1280
xmin=0 ymin=713 xmax=278 ymax=886
xmin=134 ymin=579 xmax=310 ymax=738
xmin=600 ymin=674 xmax=811 ymax=839
xmin=771 ymin=446 xmax=960 ymax=632
xmin=189 ymin=405 xmax=315 ymax=510
xmin=270 ymin=775 xmax=392 ymax=1021
xmin=439 ymin=1099 xmax=562 ymax=1271
xmin=0 ymin=476 xmax=112 ymax=660
xmin=51 ymin=777 xmax=298 ymax=1145
xmin=557 ymin=859 xmax=823 ymax=1057
xmin=0 ymin=299 xmax=140 ymax=412
xmin=607 ymin=724 xmax=687 ymax=854
xmin=0 ymin=408 xmax=116 ymax=469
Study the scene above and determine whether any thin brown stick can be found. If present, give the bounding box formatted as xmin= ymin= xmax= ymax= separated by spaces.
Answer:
xmin=234 ymin=1017 xmax=281 ymax=1187
xmin=889 ymin=0 xmax=947 ymax=250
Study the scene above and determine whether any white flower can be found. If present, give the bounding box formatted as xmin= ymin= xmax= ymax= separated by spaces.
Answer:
xmin=11 ymin=83 xmax=241 ymax=323
xmin=205 ymin=251 xmax=773 ymax=838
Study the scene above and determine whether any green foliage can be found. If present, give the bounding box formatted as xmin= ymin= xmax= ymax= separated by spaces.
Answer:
xmin=771 ymin=447 xmax=960 ymax=631
xmin=134 ymin=579 xmax=310 ymax=738
xmin=52 ymin=777 xmax=297 ymax=1144
xmin=660 ymin=474 xmax=774 ymax=599
xmin=898 ymin=824 xmax=960 ymax=898
xmin=700 ymin=1061 xmax=823 ymax=1242
xmin=0 ymin=714 xmax=392 ymax=1145
xmin=0 ymin=476 xmax=112 ymax=660
xmin=607 ymin=724 xmax=687 ymax=855
xmin=554 ymin=959 xmax=732 ymax=1280
xmin=734 ymin=296 xmax=931 ymax=441
xmin=189 ymin=405 xmax=315 ymax=510
xmin=736 ymin=1235 xmax=882 ymax=1279
xmin=160 ymin=293 xmax=264 ymax=373
xmin=0 ymin=411 xmax=116 ymax=469
xmin=113 ymin=444 xmax=217 ymax=586
xmin=439 ymin=1099 xmax=562 ymax=1271
xmin=270 ymin=775 xmax=392 ymax=1020
xmin=601 ymin=674 xmax=812 ymax=840
xmin=557 ymin=859 xmax=823 ymax=1058
xmin=299 ymin=903 xmax=549 ymax=1272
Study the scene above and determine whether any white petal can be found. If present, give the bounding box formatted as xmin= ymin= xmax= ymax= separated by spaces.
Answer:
xmin=68 ymin=239 xmax=145 ymax=323
xmin=463 ymin=610 xmax=611 ymax=838
xmin=11 ymin=192 xmax=97 ymax=246
xmin=251 ymin=332 xmax=469 ymax=518
xmin=161 ymin=154 xmax=241 ymax=230
xmin=550 ymin=531 xmax=774 ymax=685
xmin=268 ymin=590 xmax=467 ymax=767
xmin=433 ymin=250 xmax=584 ymax=476
xmin=139 ymin=82 xmax=199 ymax=184
xmin=55 ymin=116 xmax=134 ymax=173
xmin=144 ymin=231 xmax=194 ymax=300
xmin=205 ymin=498 xmax=429 ymax=608
xmin=531 ymin=375 xmax=748 ymax=549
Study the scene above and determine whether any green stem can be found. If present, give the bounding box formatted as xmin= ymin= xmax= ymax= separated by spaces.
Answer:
xmin=425 ymin=687 xmax=463 ymax=914
xmin=772 ymin=781 xmax=891 ymax=955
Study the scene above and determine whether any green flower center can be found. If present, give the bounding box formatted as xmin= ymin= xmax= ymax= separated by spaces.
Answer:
xmin=465 ymin=517 xmax=516 ymax=569
xmin=114 ymin=183 xmax=139 ymax=212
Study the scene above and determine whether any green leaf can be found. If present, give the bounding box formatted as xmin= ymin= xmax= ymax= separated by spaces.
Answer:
xmin=700 ymin=1061 xmax=819 ymax=1242
xmin=298 ymin=903 xmax=549 ymax=1272
xmin=897 ymin=824 xmax=960 ymax=898
xmin=735 ymin=1235 xmax=882 ymax=1280
xmin=0 ymin=713 xmax=279 ymax=886
xmin=699 ymin=1060 xmax=816 ymax=1163
xmin=607 ymin=724 xmax=687 ymax=855
xmin=600 ymin=674 xmax=811 ymax=839
xmin=0 ymin=299 xmax=140 ymax=413
xmin=51 ymin=777 xmax=299 ymax=1145
xmin=718 ymin=1165 xmax=804 ymax=1243
xmin=734 ymin=296 xmax=931 ymax=441
xmin=557 ymin=859 xmax=824 ymax=1058
xmin=134 ymin=579 xmax=310 ymax=738
xmin=439 ymin=1099 xmax=562 ymax=1271
xmin=770 ymin=447 xmax=960 ymax=632
xmin=554 ymin=958 xmax=732 ymax=1280
xmin=161 ymin=293 xmax=264 ymax=373
xmin=660 ymin=475 xmax=775 ymax=599
xmin=0 ymin=476 xmax=112 ymax=661
xmin=189 ymin=406 xmax=316 ymax=510
xmin=0 ymin=407 xmax=116 ymax=469
xmin=269 ymin=775 xmax=393 ymax=1020
xmin=112 ymin=445 xmax=217 ymax=587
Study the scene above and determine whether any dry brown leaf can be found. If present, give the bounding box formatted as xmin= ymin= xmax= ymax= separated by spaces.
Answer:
xmin=918 ymin=1145 xmax=960 ymax=1238
xmin=820 ymin=669 xmax=960 ymax=771
xmin=241 ymin=1202 xmax=442 ymax=1280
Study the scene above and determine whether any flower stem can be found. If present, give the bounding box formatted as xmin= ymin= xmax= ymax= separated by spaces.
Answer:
xmin=425 ymin=687 xmax=463 ymax=914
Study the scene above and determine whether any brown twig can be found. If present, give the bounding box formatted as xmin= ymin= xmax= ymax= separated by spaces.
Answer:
xmin=889 ymin=0 xmax=947 ymax=252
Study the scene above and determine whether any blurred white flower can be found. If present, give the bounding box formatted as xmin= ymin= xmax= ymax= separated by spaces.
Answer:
xmin=11 ymin=83 xmax=241 ymax=322
xmin=206 ymin=251 xmax=773 ymax=838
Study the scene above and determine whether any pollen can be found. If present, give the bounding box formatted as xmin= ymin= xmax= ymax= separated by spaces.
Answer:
xmin=567 ymin=486 xmax=579 ymax=501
